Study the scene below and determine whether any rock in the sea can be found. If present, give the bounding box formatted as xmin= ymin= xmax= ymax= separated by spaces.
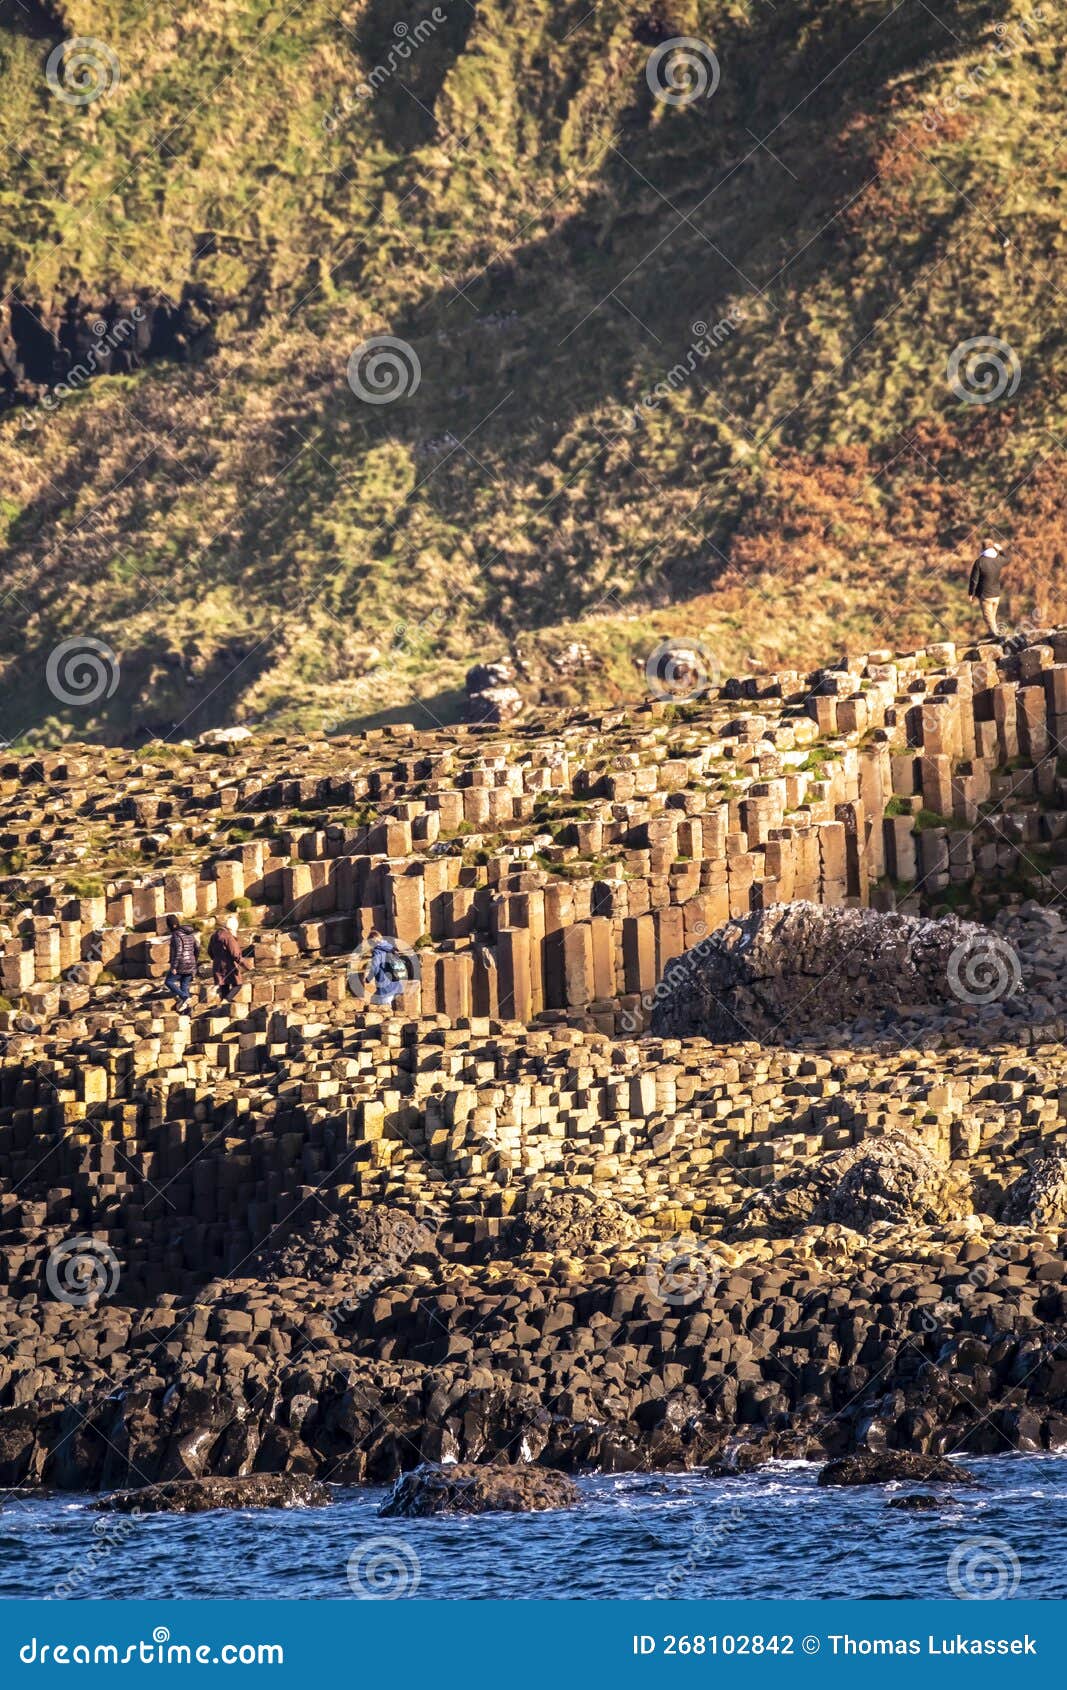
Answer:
xmin=737 ymin=1134 xmax=970 ymax=1236
xmin=379 ymin=1462 xmax=579 ymax=1517
xmin=818 ymin=1452 xmax=974 ymax=1487
xmin=93 ymin=1474 xmax=331 ymax=1513
xmin=886 ymin=1493 xmax=958 ymax=1511
xmin=649 ymin=902 xmax=1009 ymax=1042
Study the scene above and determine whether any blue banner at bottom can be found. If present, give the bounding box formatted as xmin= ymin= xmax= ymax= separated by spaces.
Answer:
xmin=0 ymin=1601 xmax=1060 ymax=1686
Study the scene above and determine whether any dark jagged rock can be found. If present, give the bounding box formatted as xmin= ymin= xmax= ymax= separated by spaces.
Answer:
xmin=819 ymin=1452 xmax=974 ymax=1488
xmin=649 ymin=903 xmax=1006 ymax=1042
xmin=93 ymin=1473 xmax=331 ymax=1514
xmin=509 ymin=1187 xmax=641 ymax=1254
xmin=737 ymin=1134 xmax=970 ymax=1237
xmin=379 ymin=1461 xmax=580 ymax=1517
xmin=1002 ymin=1145 xmax=1067 ymax=1227
xmin=0 ymin=285 xmax=222 ymax=415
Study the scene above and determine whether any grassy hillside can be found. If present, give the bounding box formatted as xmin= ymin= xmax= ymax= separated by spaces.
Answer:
xmin=0 ymin=0 xmax=1063 ymax=744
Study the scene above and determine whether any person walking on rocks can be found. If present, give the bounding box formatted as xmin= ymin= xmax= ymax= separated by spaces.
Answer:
xmin=208 ymin=913 xmax=246 ymax=1002
xmin=164 ymin=913 xmax=199 ymax=1012
xmin=969 ymin=543 xmax=1003 ymax=640
xmin=364 ymin=928 xmax=407 ymax=1009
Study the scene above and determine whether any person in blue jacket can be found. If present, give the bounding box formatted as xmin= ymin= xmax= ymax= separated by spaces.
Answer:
xmin=365 ymin=929 xmax=408 ymax=1006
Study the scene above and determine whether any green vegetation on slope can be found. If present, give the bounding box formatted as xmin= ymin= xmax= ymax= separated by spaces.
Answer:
xmin=0 ymin=0 xmax=1063 ymax=744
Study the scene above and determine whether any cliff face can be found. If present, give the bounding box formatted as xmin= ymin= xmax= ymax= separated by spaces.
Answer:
xmin=0 ymin=0 xmax=1063 ymax=742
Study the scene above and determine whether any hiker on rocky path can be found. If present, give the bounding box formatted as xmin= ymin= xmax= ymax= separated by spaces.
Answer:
xmin=163 ymin=913 xmax=199 ymax=1012
xmin=208 ymin=913 xmax=246 ymax=1002
xmin=969 ymin=543 xmax=1003 ymax=639
xmin=364 ymin=928 xmax=407 ymax=1008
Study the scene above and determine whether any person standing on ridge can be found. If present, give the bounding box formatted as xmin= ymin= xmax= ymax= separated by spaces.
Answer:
xmin=163 ymin=913 xmax=199 ymax=1012
xmin=208 ymin=913 xmax=246 ymax=1002
xmin=969 ymin=543 xmax=1003 ymax=640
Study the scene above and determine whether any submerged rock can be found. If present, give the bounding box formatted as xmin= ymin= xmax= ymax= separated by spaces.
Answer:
xmin=886 ymin=1493 xmax=958 ymax=1511
xmin=94 ymin=1473 xmax=332 ymax=1513
xmin=818 ymin=1452 xmax=974 ymax=1488
xmin=379 ymin=1462 xmax=579 ymax=1517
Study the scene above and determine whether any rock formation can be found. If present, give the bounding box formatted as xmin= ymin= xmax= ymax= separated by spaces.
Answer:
xmin=379 ymin=1462 xmax=579 ymax=1516
xmin=2 ymin=632 xmax=1067 ymax=1495
xmin=94 ymin=1474 xmax=331 ymax=1513
xmin=648 ymin=903 xmax=1010 ymax=1043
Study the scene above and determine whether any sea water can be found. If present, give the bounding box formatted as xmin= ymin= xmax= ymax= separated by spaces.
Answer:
xmin=0 ymin=1455 xmax=1062 ymax=1602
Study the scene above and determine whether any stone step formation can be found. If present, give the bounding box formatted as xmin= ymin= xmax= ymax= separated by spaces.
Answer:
xmin=1 ymin=629 xmax=1067 ymax=1492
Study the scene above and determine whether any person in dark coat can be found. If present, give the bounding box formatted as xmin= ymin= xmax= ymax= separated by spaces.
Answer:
xmin=208 ymin=914 xmax=246 ymax=1001
xmin=968 ymin=544 xmax=1003 ymax=639
xmin=164 ymin=913 xmax=199 ymax=1011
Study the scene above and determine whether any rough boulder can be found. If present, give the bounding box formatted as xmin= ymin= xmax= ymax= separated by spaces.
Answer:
xmin=379 ymin=1462 xmax=580 ymax=1517
xmin=736 ymin=1134 xmax=971 ymax=1237
xmin=94 ymin=1474 xmax=331 ymax=1513
xmin=1002 ymin=1145 xmax=1067 ymax=1227
xmin=509 ymin=1187 xmax=642 ymax=1255
xmin=649 ymin=902 xmax=1008 ymax=1042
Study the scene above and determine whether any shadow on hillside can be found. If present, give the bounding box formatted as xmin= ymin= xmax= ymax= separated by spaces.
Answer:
xmin=318 ymin=0 xmax=1010 ymax=624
